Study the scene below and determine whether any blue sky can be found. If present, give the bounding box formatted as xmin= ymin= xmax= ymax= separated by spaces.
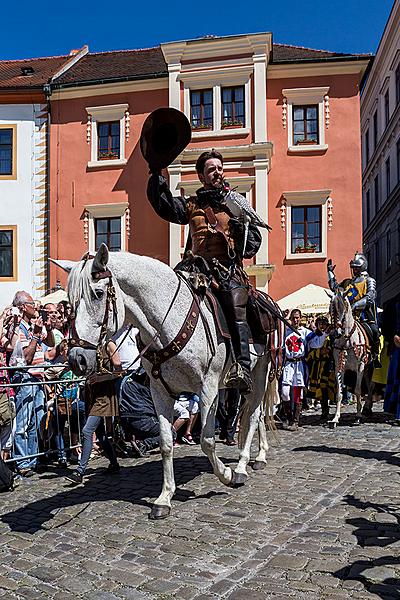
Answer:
xmin=1 ymin=0 xmax=394 ymax=60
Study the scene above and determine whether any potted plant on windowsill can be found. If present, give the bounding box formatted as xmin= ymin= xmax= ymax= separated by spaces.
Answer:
xmin=221 ymin=120 xmax=244 ymax=129
xmin=191 ymin=123 xmax=213 ymax=131
xmin=295 ymin=138 xmax=318 ymax=146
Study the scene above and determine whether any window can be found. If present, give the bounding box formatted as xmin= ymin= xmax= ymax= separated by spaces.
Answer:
xmin=0 ymin=226 xmax=17 ymax=280
xmin=0 ymin=125 xmax=16 ymax=180
xmin=375 ymin=239 xmax=380 ymax=281
xmin=85 ymin=104 xmax=128 ymax=168
xmin=283 ymin=189 xmax=330 ymax=259
xmin=366 ymin=189 xmax=370 ymax=226
xmin=386 ymin=230 xmax=391 ymax=271
xmin=373 ymin=111 xmax=378 ymax=150
xmin=282 ymin=86 xmax=329 ymax=153
xmin=374 ymin=174 xmax=379 ymax=215
xmin=384 ymin=90 xmax=390 ymax=128
xmin=221 ymin=86 xmax=245 ymax=127
xmin=396 ymin=63 xmax=400 ymax=106
xmin=365 ymin=129 xmax=370 ymax=165
xmin=292 ymin=105 xmax=318 ymax=145
xmin=97 ymin=122 xmax=120 ymax=161
xmin=397 ymin=139 xmax=400 ymax=183
xmin=95 ymin=217 xmax=121 ymax=252
xmin=190 ymin=89 xmax=213 ymax=129
xmin=386 ymin=158 xmax=391 ymax=198
xmin=291 ymin=205 xmax=321 ymax=253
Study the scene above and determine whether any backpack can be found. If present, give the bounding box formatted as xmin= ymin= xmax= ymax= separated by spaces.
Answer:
xmin=0 ymin=457 xmax=15 ymax=492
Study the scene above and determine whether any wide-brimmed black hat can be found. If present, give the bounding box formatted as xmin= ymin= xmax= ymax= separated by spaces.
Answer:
xmin=140 ymin=107 xmax=191 ymax=171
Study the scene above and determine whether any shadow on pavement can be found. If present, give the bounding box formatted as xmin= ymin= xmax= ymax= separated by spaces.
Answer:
xmin=292 ymin=444 xmax=400 ymax=468
xmin=333 ymin=494 xmax=400 ymax=599
xmin=1 ymin=454 xmax=232 ymax=534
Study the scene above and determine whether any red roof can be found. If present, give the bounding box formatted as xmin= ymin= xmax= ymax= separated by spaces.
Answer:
xmin=0 ymin=55 xmax=70 ymax=89
xmin=0 ymin=43 xmax=371 ymax=90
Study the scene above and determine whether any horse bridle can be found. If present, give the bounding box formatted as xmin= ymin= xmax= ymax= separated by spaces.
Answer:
xmin=69 ymin=268 xmax=118 ymax=373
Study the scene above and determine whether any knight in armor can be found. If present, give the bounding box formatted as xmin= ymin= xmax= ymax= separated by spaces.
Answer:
xmin=327 ymin=252 xmax=381 ymax=366
xmin=146 ymin=149 xmax=262 ymax=394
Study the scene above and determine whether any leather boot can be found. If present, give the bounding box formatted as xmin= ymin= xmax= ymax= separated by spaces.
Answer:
xmin=219 ymin=286 xmax=253 ymax=395
xmin=287 ymin=404 xmax=301 ymax=431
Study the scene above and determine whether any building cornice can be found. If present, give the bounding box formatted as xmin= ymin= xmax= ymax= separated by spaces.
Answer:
xmin=51 ymin=76 xmax=168 ymax=100
xmin=178 ymin=142 xmax=274 ymax=162
xmin=268 ymin=59 xmax=370 ymax=80
xmin=162 ymin=33 xmax=272 ymax=64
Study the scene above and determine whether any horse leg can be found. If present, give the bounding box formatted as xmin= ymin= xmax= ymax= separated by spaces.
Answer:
xmin=235 ymin=361 xmax=268 ymax=480
xmin=353 ymin=365 xmax=364 ymax=425
xmin=330 ymin=370 xmax=343 ymax=428
xmin=252 ymin=415 xmax=269 ymax=471
xmin=200 ymin=387 xmax=233 ymax=487
xmin=149 ymin=388 xmax=175 ymax=520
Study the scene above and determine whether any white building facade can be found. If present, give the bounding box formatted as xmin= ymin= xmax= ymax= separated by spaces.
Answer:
xmin=0 ymin=103 xmax=49 ymax=305
xmin=361 ymin=0 xmax=400 ymax=308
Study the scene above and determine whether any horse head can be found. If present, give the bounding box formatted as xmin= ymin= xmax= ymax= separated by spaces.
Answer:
xmin=330 ymin=290 xmax=351 ymax=338
xmin=51 ymin=244 xmax=125 ymax=376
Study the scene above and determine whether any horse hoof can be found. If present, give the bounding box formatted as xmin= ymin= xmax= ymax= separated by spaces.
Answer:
xmin=328 ymin=421 xmax=338 ymax=429
xmin=352 ymin=419 xmax=361 ymax=427
xmin=229 ymin=472 xmax=247 ymax=488
xmin=149 ymin=505 xmax=171 ymax=520
xmin=252 ymin=461 xmax=267 ymax=471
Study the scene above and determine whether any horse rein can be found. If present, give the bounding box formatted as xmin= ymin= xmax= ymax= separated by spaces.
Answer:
xmin=69 ymin=268 xmax=119 ymax=373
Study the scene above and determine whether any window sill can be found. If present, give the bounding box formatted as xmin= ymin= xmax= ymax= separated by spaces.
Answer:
xmin=192 ymin=127 xmax=250 ymax=139
xmin=286 ymin=251 xmax=326 ymax=261
xmin=88 ymin=158 xmax=127 ymax=169
xmin=288 ymin=144 xmax=328 ymax=154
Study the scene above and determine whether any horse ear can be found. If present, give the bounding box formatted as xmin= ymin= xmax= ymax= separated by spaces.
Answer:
xmin=92 ymin=243 xmax=109 ymax=275
xmin=49 ymin=258 xmax=77 ymax=273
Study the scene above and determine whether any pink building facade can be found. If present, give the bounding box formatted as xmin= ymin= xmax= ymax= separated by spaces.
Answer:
xmin=48 ymin=35 xmax=370 ymax=299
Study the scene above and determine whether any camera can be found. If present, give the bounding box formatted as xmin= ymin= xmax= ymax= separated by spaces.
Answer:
xmin=39 ymin=309 xmax=48 ymax=321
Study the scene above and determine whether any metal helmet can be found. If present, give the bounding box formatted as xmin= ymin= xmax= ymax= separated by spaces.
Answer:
xmin=349 ymin=252 xmax=368 ymax=272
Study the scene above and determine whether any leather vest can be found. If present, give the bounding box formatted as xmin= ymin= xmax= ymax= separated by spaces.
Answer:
xmin=187 ymin=198 xmax=235 ymax=266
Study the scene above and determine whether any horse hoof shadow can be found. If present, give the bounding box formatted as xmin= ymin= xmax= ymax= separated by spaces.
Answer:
xmin=252 ymin=461 xmax=267 ymax=471
xmin=149 ymin=505 xmax=171 ymax=520
xmin=229 ymin=472 xmax=247 ymax=488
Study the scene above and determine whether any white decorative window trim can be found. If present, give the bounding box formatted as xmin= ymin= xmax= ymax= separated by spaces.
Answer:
xmin=82 ymin=202 xmax=129 ymax=252
xmin=85 ymin=104 xmax=129 ymax=168
xmin=183 ymin=76 xmax=251 ymax=139
xmin=282 ymin=189 xmax=331 ymax=260
xmin=282 ymin=87 xmax=329 ymax=153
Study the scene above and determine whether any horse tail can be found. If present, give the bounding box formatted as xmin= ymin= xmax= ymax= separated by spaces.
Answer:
xmin=263 ymin=376 xmax=278 ymax=440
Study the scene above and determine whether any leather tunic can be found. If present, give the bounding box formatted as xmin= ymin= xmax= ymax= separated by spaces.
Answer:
xmin=187 ymin=198 xmax=235 ymax=266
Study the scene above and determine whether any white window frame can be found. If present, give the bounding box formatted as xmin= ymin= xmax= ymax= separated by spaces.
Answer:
xmin=86 ymin=104 xmax=128 ymax=168
xmin=283 ymin=189 xmax=331 ymax=260
xmin=282 ymin=87 xmax=329 ymax=153
xmin=181 ymin=67 xmax=252 ymax=139
xmin=84 ymin=202 xmax=128 ymax=252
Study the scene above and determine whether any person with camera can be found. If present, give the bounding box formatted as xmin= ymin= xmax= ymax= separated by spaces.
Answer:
xmin=10 ymin=291 xmax=55 ymax=477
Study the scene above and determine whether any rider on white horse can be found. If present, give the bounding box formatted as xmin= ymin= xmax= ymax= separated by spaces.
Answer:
xmin=327 ymin=252 xmax=381 ymax=367
xmin=147 ymin=149 xmax=263 ymax=395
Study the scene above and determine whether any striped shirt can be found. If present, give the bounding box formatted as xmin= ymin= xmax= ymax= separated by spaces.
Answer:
xmin=18 ymin=320 xmax=45 ymax=378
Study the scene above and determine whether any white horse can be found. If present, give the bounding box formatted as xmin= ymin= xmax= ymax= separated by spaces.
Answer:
xmin=329 ymin=292 xmax=373 ymax=427
xmin=54 ymin=244 xmax=279 ymax=519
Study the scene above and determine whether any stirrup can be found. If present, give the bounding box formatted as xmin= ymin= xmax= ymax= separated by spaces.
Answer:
xmin=224 ymin=362 xmax=252 ymax=394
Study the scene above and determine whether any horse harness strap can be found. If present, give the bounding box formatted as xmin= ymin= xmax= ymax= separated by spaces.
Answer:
xmin=69 ymin=268 xmax=118 ymax=373
xmin=137 ymin=293 xmax=201 ymax=396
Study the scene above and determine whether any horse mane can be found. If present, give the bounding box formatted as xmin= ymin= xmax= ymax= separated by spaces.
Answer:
xmin=67 ymin=259 xmax=94 ymax=311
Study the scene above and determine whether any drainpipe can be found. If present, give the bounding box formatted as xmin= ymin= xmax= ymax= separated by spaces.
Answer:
xmin=43 ymin=83 xmax=52 ymax=294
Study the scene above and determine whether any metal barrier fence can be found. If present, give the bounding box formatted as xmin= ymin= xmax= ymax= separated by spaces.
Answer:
xmin=0 ymin=364 xmax=85 ymax=466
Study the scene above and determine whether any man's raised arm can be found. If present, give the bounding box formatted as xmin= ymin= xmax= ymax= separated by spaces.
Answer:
xmin=147 ymin=173 xmax=189 ymax=225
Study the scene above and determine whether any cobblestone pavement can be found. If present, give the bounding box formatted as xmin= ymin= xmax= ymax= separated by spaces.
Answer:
xmin=1 ymin=402 xmax=399 ymax=600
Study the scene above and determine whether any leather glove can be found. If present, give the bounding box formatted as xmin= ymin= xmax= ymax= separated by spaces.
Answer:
xmin=327 ymin=258 xmax=336 ymax=273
